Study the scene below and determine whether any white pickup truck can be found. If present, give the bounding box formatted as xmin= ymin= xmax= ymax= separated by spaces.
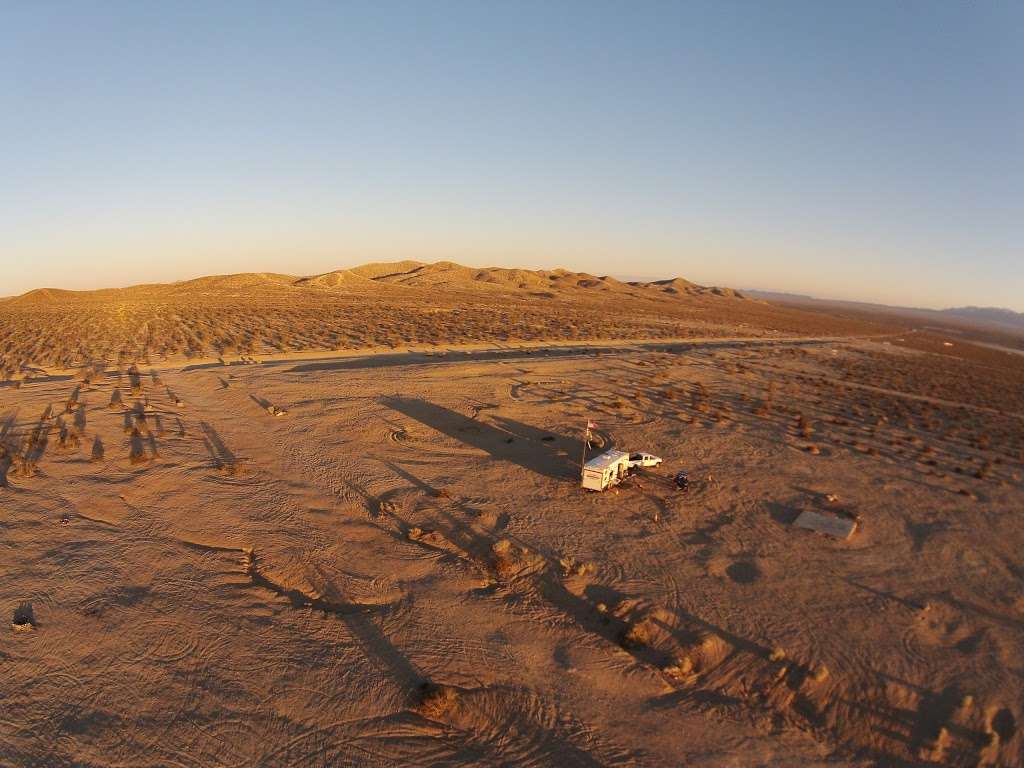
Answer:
xmin=627 ymin=453 xmax=662 ymax=469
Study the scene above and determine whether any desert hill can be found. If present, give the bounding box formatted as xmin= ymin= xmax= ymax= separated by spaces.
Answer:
xmin=5 ymin=287 xmax=86 ymax=305
xmin=349 ymin=259 xmax=427 ymax=279
xmin=166 ymin=272 xmax=298 ymax=294
xmin=294 ymin=269 xmax=378 ymax=290
xmin=2 ymin=260 xmax=748 ymax=304
xmin=0 ymin=260 xmax=883 ymax=374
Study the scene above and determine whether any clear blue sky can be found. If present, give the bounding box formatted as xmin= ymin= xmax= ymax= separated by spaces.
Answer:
xmin=2 ymin=1 xmax=1021 ymax=309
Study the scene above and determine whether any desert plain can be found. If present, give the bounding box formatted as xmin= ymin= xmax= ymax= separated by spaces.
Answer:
xmin=1 ymin=261 xmax=1023 ymax=767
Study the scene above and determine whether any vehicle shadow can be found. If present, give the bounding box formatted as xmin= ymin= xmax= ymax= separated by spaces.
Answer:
xmin=382 ymin=396 xmax=576 ymax=480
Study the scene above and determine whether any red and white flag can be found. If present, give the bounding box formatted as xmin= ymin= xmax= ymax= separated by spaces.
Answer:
xmin=587 ymin=420 xmax=598 ymax=429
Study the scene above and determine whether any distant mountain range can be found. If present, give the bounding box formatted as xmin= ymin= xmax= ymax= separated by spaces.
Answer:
xmin=941 ymin=306 xmax=1024 ymax=329
xmin=746 ymin=290 xmax=1023 ymax=326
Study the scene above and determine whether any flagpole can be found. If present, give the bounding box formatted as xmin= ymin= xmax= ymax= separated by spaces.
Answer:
xmin=581 ymin=421 xmax=590 ymax=479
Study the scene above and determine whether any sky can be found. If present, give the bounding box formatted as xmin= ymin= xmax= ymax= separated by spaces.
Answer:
xmin=2 ymin=1 xmax=1021 ymax=309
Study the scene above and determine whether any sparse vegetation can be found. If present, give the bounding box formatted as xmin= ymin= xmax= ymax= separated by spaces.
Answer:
xmin=0 ymin=262 xmax=884 ymax=374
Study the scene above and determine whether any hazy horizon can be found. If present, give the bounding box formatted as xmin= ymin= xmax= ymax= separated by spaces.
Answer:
xmin=3 ymin=2 xmax=1021 ymax=310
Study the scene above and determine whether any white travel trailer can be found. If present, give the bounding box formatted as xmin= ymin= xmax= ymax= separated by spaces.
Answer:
xmin=581 ymin=450 xmax=632 ymax=491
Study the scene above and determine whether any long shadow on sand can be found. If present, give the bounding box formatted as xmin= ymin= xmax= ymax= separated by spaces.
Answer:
xmin=199 ymin=421 xmax=241 ymax=471
xmin=251 ymin=553 xmax=425 ymax=694
xmin=382 ymin=396 xmax=575 ymax=480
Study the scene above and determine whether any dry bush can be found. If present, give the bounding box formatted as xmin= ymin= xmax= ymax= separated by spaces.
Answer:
xmin=416 ymin=682 xmax=460 ymax=719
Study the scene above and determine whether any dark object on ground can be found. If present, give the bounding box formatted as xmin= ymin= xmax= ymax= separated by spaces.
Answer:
xmin=674 ymin=470 xmax=689 ymax=491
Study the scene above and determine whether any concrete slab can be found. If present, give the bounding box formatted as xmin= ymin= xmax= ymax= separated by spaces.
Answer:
xmin=793 ymin=510 xmax=857 ymax=540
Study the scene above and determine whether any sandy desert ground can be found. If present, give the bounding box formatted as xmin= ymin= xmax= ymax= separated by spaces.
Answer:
xmin=1 ymin=264 xmax=1023 ymax=767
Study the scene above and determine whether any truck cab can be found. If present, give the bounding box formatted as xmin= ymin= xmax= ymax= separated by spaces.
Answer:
xmin=627 ymin=453 xmax=662 ymax=469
